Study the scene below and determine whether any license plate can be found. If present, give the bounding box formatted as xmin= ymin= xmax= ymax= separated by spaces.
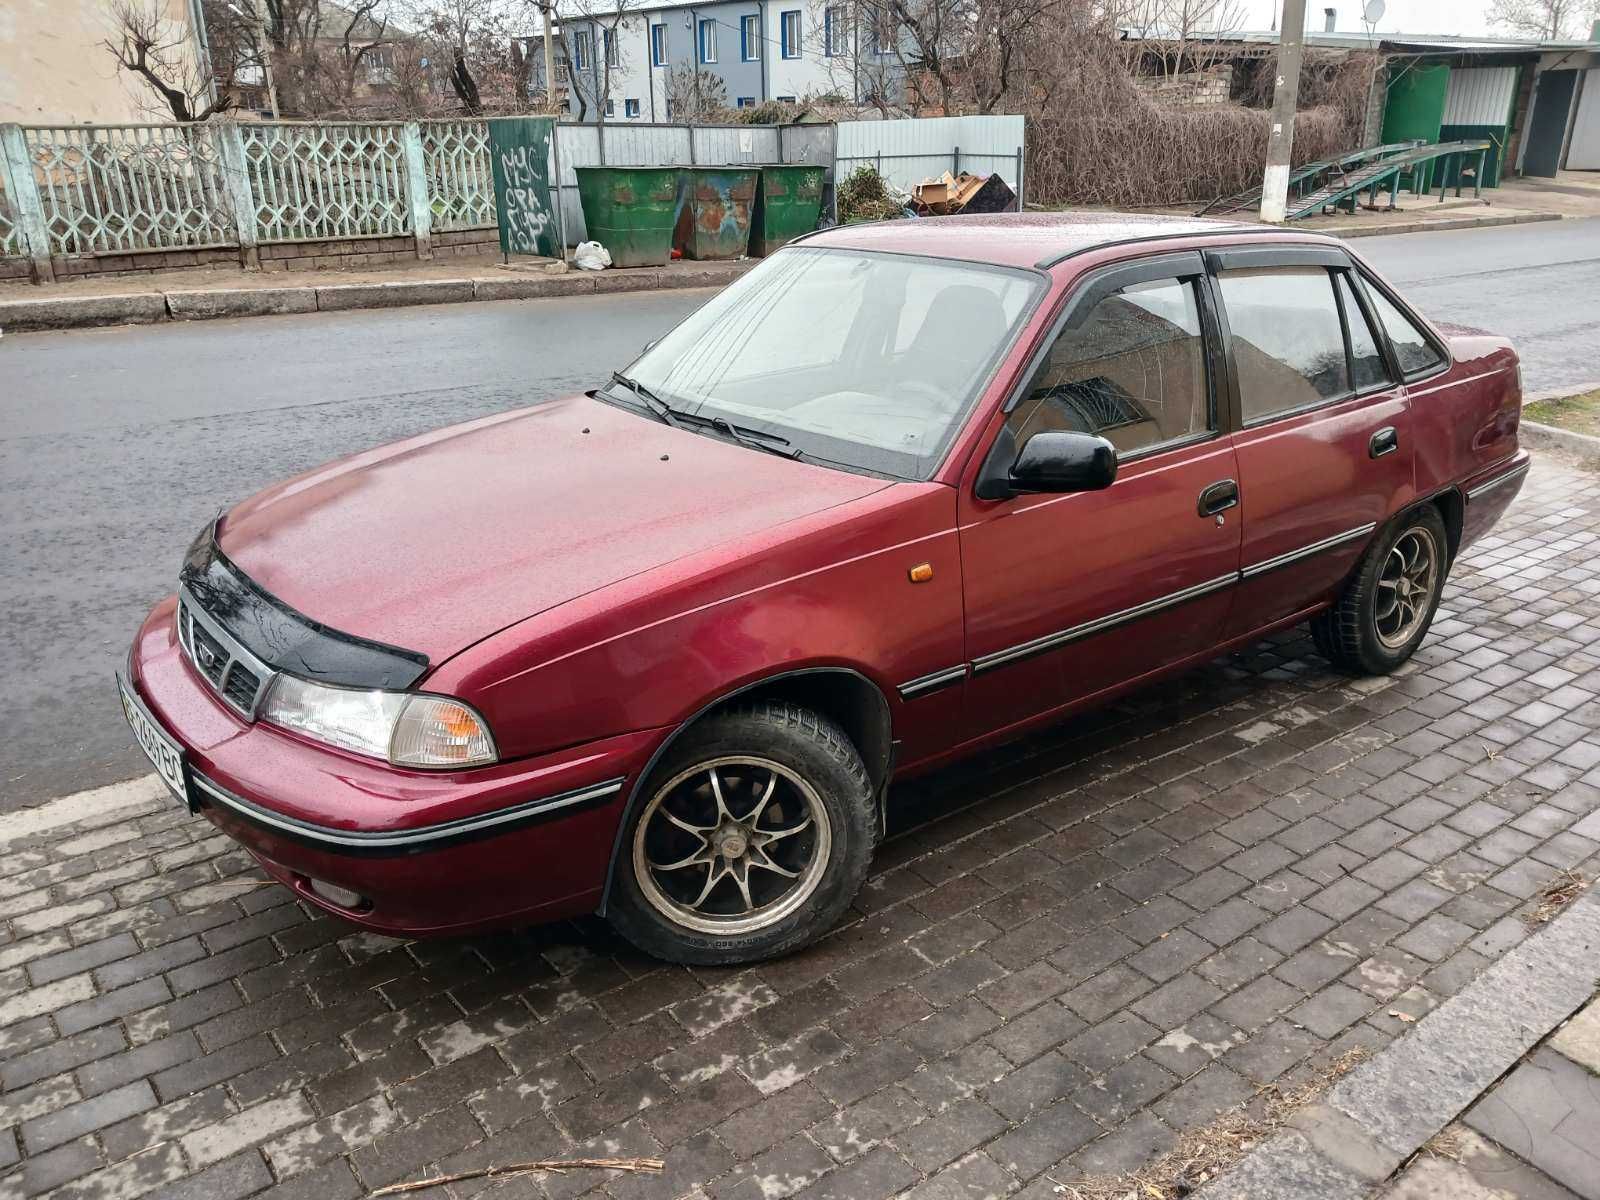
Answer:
xmin=117 ymin=676 xmax=190 ymax=808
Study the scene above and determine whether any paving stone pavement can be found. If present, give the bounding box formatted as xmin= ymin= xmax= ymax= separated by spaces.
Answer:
xmin=2 ymin=456 xmax=1599 ymax=1200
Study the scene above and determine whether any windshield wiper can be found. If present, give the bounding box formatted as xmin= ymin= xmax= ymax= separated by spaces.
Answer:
xmin=705 ymin=416 xmax=802 ymax=460
xmin=608 ymin=372 xmax=802 ymax=461
xmin=609 ymin=371 xmax=683 ymax=428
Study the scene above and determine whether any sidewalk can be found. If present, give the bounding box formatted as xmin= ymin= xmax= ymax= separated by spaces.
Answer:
xmin=0 ymin=457 xmax=1596 ymax=1200
xmin=1199 ymin=886 xmax=1600 ymax=1200
xmin=0 ymin=258 xmax=754 ymax=333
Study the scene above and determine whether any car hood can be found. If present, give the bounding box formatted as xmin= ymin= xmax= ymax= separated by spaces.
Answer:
xmin=218 ymin=394 xmax=892 ymax=663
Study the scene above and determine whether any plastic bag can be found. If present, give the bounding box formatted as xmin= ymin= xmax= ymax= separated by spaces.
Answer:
xmin=574 ymin=241 xmax=612 ymax=271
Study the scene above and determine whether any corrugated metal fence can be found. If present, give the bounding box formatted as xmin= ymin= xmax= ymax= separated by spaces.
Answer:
xmin=835 ymin=115 xmax=1027 ymax=204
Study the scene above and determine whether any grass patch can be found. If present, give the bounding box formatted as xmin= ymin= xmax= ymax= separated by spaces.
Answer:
xmin=1523 ymin=389 xmax=1600 ymax=438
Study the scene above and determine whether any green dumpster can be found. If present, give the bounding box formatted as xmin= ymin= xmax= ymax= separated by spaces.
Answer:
xmin=750 ymin=165 xmax=826 ymax=256
xmin=673 ymin=168 xmax=760 ymax=261
xmin=574 ymin=166 xmax=681 ymax=267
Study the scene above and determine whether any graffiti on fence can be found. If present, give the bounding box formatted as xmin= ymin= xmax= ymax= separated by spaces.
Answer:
xmin=487 ymin=117 xmax=557 ymax=259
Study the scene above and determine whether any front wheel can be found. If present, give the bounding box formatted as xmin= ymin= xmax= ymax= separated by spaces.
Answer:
xmin=1311 ymin=505 xmax=1449 ymax=675
xmin=607 ymin=701 xmax=876 ymax=965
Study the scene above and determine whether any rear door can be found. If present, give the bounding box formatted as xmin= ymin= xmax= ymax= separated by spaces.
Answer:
xmin=1209 ymin=246 xmax=1414 ymax=640
xmin=957 ymin=252 xmax=1243 ymax=738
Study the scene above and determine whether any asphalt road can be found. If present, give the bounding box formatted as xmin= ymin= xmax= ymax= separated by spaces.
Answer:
xmin=2 ymin=216 xmax=1597 ymax=810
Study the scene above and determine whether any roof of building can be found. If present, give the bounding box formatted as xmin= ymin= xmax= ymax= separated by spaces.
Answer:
xmin=803 ymin=211 xmax=1306 ymax=270
xmin=1165 ymin=29 xmax=1599 ymax=55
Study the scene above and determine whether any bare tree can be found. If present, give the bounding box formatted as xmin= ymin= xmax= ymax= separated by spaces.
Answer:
xmin=663 ymin=64 xmax=730 ymax=119
xmin=561 ymin=1 xmax=643 ymax=120
xmin=965 ymin=0 xmax=1063 ymax=114
xmin=105 ymin=0 xmax=233 ymax=121
xmin=1487 ymin=0 xmax=1599 ymax=38
xmin=1121 ymin=0 xmax=1249 ymax=77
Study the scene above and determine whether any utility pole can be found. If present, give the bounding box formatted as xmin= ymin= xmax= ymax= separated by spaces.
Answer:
xmin=246 ymin=0 xmax=281 ymax=118
xmin=1259 ymin=0 xmax=1306 ymax=224
xmin=542 ymin=0 xmax=558 ymax=109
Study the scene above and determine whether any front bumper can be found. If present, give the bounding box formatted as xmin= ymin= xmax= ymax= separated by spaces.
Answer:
xmin=127 ymin=596 xmax=664 ymax=935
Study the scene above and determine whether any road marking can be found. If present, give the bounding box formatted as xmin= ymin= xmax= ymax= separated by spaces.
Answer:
xmin=0 ymin=774 xmax=166 ymax=846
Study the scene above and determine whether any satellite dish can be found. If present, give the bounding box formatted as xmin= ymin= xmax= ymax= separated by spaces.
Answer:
xmin=1363 ymin=0 xmax=1386 ymax=24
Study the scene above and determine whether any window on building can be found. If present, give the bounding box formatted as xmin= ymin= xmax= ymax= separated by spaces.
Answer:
xmin=742 ymin=14 xmax=761 ymax=60
xmin=824 ymin=6 xmax=847 ymax=56
xmin=651 ymin=23 xmax=667 ymax=66
xmin=776 ymin=94 xmax=796 ymax=102
xmin=871 ymin=13 xmax=895 ymax=54
xmin=604 ymin=98 xmax=615 ymax=116
xmin=604 ymin=27 xmax=618 ymax=67
xmin=1361 ymin=274 xmax=1447 ymax=378
xmin=699 ymin=18 xmax=717 ymax=63
xmin=573 ymin=29 xmax=590 ymax=70
xmin=737 ymin=96 xmax=756 ymax=107
xmin=781 ymin=9 xmax=801 ymax=57
xmin=665 ymin=98 xmax=675 ymax=118
xmin=625 ymin=97 xmax=641 ymax=117
xmin=1009 ymin=277 xmax=1214 ymax=458
xmin=1336 ymin=273 xmax=1389 ymax=392
xmin=1218 ymin=267 xmax=1351 ymax=422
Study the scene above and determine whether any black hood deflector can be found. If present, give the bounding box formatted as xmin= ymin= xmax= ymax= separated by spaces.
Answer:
xmin=180 ymin=518 xmax=430 ymax=690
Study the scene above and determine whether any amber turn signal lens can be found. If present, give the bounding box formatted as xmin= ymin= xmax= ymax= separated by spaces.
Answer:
xmin=909 ymin=562 xmax=934 ymax=583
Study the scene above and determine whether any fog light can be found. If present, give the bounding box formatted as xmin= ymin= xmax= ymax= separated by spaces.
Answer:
xmin=305 ymin=877 xmax=368 ymax=910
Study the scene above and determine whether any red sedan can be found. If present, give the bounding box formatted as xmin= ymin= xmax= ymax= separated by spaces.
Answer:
xmin=120 ymin=213 xmax=1528 ymax=964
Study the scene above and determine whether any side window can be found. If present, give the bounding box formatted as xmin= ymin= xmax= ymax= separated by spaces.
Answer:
xmin=1362 ymin=277 xmax=1446 ymax=377
xmin=1007 ymin=276 xmax=1213 ymax=457
xmin=1218 ymin=267 xmax=1349 ymax=422
xmin=1337 ymin=273 xmax=1390 ymax=392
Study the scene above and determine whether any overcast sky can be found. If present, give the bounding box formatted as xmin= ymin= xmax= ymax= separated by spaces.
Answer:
xmin=1232 ymin=1 xmax=1502 ymax=36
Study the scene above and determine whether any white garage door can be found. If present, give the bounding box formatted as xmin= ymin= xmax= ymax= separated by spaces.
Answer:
xmin=1569 ymin=69 xmax=1600 ymax=170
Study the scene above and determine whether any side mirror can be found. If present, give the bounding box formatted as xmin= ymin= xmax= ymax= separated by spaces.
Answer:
xmin=1009 ymin=431 xmax=1117 ymax=494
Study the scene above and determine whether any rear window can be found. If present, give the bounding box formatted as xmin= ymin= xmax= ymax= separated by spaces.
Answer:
xmin=1218 ymin=267 xmax=1349 ymax=422
xmin=1362 ymin=279 xmax=1446 ymax=377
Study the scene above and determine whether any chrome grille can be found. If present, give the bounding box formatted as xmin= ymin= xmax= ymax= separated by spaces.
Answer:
xmin=177 ymin=591 xmax=275 ymax=719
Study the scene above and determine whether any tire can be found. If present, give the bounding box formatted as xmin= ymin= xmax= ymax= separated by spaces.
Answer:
xmin=1311 ymin=505 xmax=1449 ymax=675
xmin=607 ymin=700 xmax=876 ymax=966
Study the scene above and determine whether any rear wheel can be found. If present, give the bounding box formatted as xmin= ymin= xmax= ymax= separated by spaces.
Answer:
xmin=1311 ymin=505 xmax=1448 ymax=675
xmin=608 ymin=701 xmax=875 ymax=965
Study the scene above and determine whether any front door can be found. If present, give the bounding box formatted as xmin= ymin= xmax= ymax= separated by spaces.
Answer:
xmin=1208 ymin=249 xmax=1415 ymax=640
xmin=959 ymin=253 xmax=1243 ymax=740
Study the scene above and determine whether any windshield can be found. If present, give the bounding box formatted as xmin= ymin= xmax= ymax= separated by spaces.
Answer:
xmin=617 ymin=247 xmax=1042 ymax=479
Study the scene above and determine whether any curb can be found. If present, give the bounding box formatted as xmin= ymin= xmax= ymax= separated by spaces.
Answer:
xmin=1321 ymin=210 xmax=1563 ymax=239
xmin=0 ymin=262 xmax=752 ymax=333
xmin=1198 ymin=886 xmax=1600 ymax=1200
xmin=1520 ymin=420 xmax=1600 ymax=468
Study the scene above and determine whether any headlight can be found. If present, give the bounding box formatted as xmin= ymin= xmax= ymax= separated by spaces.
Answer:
xmin=261 ymin=675 xmax=497 ymax=768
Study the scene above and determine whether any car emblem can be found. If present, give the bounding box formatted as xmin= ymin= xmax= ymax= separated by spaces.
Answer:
xmin=197 ymin=644 xmax=218 ymax=669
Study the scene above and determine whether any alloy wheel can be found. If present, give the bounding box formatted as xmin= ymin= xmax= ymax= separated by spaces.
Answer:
xmin=1374 ymin=527 xmax=1439 ymax=649
xmin=632 ymin=756 xmax=831 ymax=935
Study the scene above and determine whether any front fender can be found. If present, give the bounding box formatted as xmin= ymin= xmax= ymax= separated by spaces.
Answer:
xmin=425 ymin=482 xmax=964 ymax=766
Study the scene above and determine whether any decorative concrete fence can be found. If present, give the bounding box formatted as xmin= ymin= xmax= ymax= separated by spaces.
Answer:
xmin=0 ymin=118 xmax=500 ymax=284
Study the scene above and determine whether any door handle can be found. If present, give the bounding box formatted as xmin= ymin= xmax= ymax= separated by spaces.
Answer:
xmin=1370 ymin=426 xmax=1399 ymax=458
xmin=1198 ymin=479 xmax=1239 ymax=517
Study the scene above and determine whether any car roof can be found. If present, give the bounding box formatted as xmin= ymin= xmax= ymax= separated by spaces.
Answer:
xmin=802 ymin=211 xmax=1325 ymax=270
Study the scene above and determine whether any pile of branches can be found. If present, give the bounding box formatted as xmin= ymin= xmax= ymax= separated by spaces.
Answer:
xmin=1020 ymin=6 xmax=1376 ymax=208
xmin=836 ymin=166 xmax=907 ymax=222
